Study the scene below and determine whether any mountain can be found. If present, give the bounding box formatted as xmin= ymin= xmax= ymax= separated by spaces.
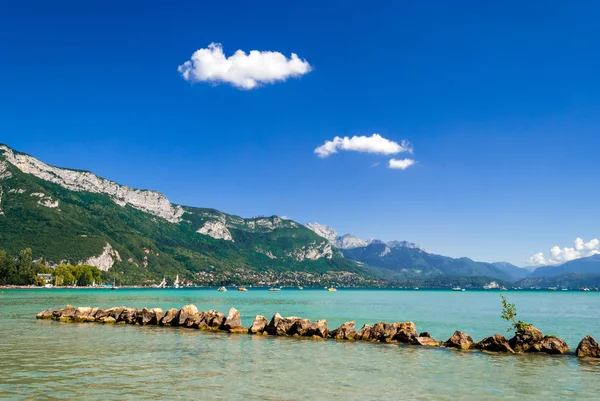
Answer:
xmin=529 ymin=254 xmax=600 ymax=278
xmin=307 ymin=223 xmax=529 ymax=282
xmin=0 ymin=144 xmax=378 ymax=287
xmin=306 ymin=223 xmax=426 ymax=251
xmin=491 ymin=262 xmax=530 ymax=281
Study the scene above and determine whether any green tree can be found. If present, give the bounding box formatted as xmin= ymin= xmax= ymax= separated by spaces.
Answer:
xmin=500 ymin=294 xmax=529 ymax=334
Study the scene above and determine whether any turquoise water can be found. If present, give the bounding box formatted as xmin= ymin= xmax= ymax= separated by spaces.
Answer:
xmin=1 ymin=288 xmax=599 ymax=399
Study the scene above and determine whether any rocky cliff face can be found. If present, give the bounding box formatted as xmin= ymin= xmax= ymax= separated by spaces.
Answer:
xmin=306 ymin=223 xmax=338 ymax=243
xmin=0 ymin=145 xmax=184 ymax=223
xmin=81 ymin=243 xmax=122 ymax=271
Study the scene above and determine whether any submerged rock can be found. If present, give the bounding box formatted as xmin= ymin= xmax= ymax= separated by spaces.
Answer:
xmin=330 ymin=321 xmax=356 ymax=340
xmin=508 ymin=325 xmax=544 ymax=352
xmin=576 ymin=335 xmax=600 ymax=358
xmin=476 ymin=334 xmax=514 ymax=353
xmin=250 ymin=315 xmax=269 ymax=334
xmin=444 ymin=331 xmax=474 ymax=350
xmin=412 ymin=336 xmax=440 ymax=347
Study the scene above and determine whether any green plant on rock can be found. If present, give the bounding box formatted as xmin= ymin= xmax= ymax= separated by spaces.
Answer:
xmin=500 ymin=294 xmax=529 ymax=334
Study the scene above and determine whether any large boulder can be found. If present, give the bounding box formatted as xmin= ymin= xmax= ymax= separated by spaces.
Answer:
xmin=288 ymin=318 xmax=312 ymax=336
xmin=177 ymin=304 xmax=199 ymax=326
xmin=204 ymin=309 xmax=226 ymax=329
xmin=75 ymin=307 xmax=99 ymax=322
xmin=160 ymin=308 xmax=180 ymax=326
xmin=117 ymin=308 xmax=138 ymax=324
xmin=330 ymin=321 xmax=356 ymax=340
xmin=136 ymin=308 xmax=164 ymax=325
xmin=95 ymin=306 xmax=126 ymax=322
xmin=372 ymin=322 xmax=399 ymax=342
xmin=221 ymin=308 xmax=245 ymax=333
xmin=528 ymin=336 xmax=569 ymax=355
xmin=392 ymin=322 xmax=418 ymax=343
xmin=250 ymin=315 xmax=269 ymax=334
xmin=58 ymin=305 xmax=77 ymax=322
xmin=576 ymin=335 xmax=600 ymax=358
xmin=265 ymin=315 xmax=304 ymax=336
xmin=36 ymin=309 xmax=54 ymax=320
xmin=476 ymin=334 xmax=515 ymax=353
xmin=444 ymin=331 xmax=474 ymax=350
xmin=306 ymin=320 xmax=329 ymax=338
xmin=183 ymin=312 xmax=204 ymax=328
xmin=356 ymin=324 xmax=374 ymax=341
xmin=508 ymin=325 xmax=544 ymax=352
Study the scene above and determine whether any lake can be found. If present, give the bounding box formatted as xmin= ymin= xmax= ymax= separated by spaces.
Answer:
xmin=1 ymin=288 xmax=599 ymax=399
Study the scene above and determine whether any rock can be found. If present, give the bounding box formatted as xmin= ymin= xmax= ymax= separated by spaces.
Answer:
xmin=220 ymin=308 xmax=244 ymax=332
xmin=267 ymin=316 xmax=303 ymax=336
xmin=160 ymin=308 xmax=180 ymax=326
xmin=117 ymin=308 xmax=138 ymax=324
xmin=392 ymin=322 xmax=418 ymax=343
xmin=476 ymin=334 xmax=515 ymax=353
xmin=137 ymin=308 xmax=164 ymax=325
xmin=288 ymin=318 xmax=312 ymax=336
xmin=74 ymin=307 xmax=98 ymax=322
xmin=36 ymin=309 xmax=53 ymax=319
xmin=250 ymin=315 xmax=269 ymax=334
xmin=356 ymin=324 xmax=374 ymax=341
xmin=444 ymin=331 xmax=474 ymax=350
xmin=177 ymin=304 xmax=199 ymax=326
xmin=265 ymin=313 xmax=283 ymax=335
xmin=372 ymin=322 xmax=399 ymax=342
xmin=100 ymin=316 xmax=116 ymax=324
xmin=508 ymin=325 xmax=544 ymax=352
xmin=183 ymin=312 xmax=204 ymax=328
xmin=204 ymin=309 xmax=226 ymax=329
xmin=419 ymin=332 xmax=431 ymax=338
xmin=412 ymin=336 xmax=440 ymax=347
xmin=528 ymin=336 xmax=569 ymax=355
xmin=576 ymin=335 xmax=600 ymax=358
xmin=58 ymin=305 xmax=77 ymax=322
xmin=95 ymin=306 xmax=126 ymax=322
xmin=306 ymin=319 xmax=329 ymax=338
xmin=330 ymin=321 xmax=356 ymax=340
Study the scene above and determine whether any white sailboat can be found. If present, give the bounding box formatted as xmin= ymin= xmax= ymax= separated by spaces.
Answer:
xmin=157 ymin=277 xmax=167 ymax=289
xmin=174 ymin=275 xmax=180 ymax=289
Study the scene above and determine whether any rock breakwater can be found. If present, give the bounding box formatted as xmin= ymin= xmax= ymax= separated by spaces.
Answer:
xmin=37 ymin=305 xmax=599 ymax=358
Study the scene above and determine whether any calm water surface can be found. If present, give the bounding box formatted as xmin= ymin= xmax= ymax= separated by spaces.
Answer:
xmin=1 ymin=288 xmax=599 ymax=400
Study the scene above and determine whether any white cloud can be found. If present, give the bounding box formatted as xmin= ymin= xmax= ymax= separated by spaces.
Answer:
xmin=178 ymin=43 xmax=312 ymax=90
xmin=388 ymin=158 xmax=416 ymax=170
xmin=314 ymin=134 xmax=412 ymax=158
xmin=527 ymin=237 xmax=600 ymax=265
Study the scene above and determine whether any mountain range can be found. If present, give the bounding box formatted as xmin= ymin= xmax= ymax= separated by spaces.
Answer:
xmin=1 ymin=143 xmax=599 ymax=287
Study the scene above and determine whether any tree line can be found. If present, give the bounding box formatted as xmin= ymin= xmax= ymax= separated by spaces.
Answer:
xmin=0 ymin=248 xmax=102 ymax=286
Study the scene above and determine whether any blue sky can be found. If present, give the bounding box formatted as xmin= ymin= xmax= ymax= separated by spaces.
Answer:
xmin=1 ymin=1 xmax=599 ymax=265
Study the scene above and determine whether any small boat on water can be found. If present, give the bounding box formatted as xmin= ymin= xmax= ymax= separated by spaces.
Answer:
xmin=238 ymin=286 xmax=248 ymax=291
xmin=582 ymin=287 xmax=590 ymax=292
xmin=452 ymin=287 xmax=465 ymax=292
xmin=298 ymin=286 xmax=303 ymax=290
xmin=218 ymin=286 xmax=227 ymax=292
xmin=328 ymin=287 xmax=337 ymax=292
xmin=111 ymin=279 xmax=118 ymax=290
xmin=413 ymin=287 xmax=419 ymax=290
xmin=500 ymin=286 xmax=507 ymax=291
xmin=269 ymin=287 xmax=281 ymax=291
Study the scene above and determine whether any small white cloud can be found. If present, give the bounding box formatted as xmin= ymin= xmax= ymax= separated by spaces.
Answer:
xmin=178 ymin=43 xmax=312 ymax=90
xmin=388 ymin=158 xmax=416 ymax=170
xmin=371 ymin=162 xmax=380 ymax=167
xmin=315 ymin=134 xmax=412 ymax=158
xmin=527 ymin=237 xmax=600 ymax=265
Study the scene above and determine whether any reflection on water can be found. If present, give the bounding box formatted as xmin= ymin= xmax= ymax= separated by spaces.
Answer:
xmin=1 ymin=288 xmax=599 ymax=399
